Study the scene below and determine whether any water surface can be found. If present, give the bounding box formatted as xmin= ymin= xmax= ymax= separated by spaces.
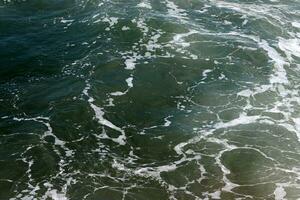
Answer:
xmin=1 ymin=0 xmax=300 ymax=199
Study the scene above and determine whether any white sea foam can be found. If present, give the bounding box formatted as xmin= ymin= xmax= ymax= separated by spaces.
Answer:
xmin=137 ymin=1 xmax=152 ymax=9
xmin=202 ymin=69 xmax=212 ymax=79
xmin=121 ymin=26 xmax=130 ymax=31
xmin=211 ymin=0 xmax=283 ymax=25
xmin=163 ymin=116 xmax=172 ymax=127
xmin=126 ymin=77 xmax=133 ymax=88
xmin=237 ymin=89 xmax=252 ymax=97
xmin=102 ymin=17 xmax=118 ymax=27
xmin=214 ymin=113 xmax=260 ymax=129
xmin=46 ymin=190 xmax=68 ymax=200
xmin=90 ymin=103 xmax=126 ymax=145
xmin=124 ymin=58 xmax=137 ymax=70
xmin=242 ymin=19 xmax=248 ymax=26
xmin=61 ymin=19 xmax=74 ymax=24
xmin=13 ymin=116 xmax=67 ymax=147
xmin=278 ymin=37 xmax=300 ymax=60
xmin=227 ymin=31 xmax=289 ymax=84
xmin=292 ymin=22 xmax=300 ymax=28
xmin=145 ymin=33 xmax=162 ymax=52
xmin=259 ymin=40 xmax=289 ymax=84
xmin=274 ymin=185 xmax=287 ymax=200
xmin=110 ymin=91 xmax=127 ymax=96
xmin=292 ymin=118 xmax=300 ymax=141
xmin=208 ymin=191 xmax=221 ymax=199
xmin=132 ymin=18 xmax=149 ymax=34
xmin=83 ymin=82 xmax=126 ymax=145
xmin=165 ymin=0 xmax=188 ymax=20
xmin=171 ymin=30 xmax=197 ymax=48
xmin=11 ymin=115 xmax=76 ymax=199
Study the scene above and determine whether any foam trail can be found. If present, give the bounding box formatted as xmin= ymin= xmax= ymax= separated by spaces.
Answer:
xmin=83 ymin=83 xmax=126 ymax=145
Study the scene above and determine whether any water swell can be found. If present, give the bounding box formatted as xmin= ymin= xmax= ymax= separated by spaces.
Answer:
xmin=1 ymin=0 xmax=300 ymax=199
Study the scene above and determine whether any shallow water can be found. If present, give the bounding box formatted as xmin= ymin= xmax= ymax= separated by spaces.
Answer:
xmin=1 ymin=0 xmax=300 ymax=199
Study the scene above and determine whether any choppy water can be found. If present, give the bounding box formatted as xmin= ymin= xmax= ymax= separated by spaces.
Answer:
xmin=1 ymin=0 xmax=300 ymax=199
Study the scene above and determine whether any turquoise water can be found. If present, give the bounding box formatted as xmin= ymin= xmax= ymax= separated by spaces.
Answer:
xmin=1 ymin=0 xmax=300 ymax=199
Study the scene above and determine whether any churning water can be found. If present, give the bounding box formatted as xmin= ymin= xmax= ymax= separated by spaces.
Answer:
xmin=1 ymin=0 xmax=300 ymax=199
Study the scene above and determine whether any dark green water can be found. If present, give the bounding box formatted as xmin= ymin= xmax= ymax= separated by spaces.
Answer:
xmin=1 ymin=0 xmax=300 ymax=199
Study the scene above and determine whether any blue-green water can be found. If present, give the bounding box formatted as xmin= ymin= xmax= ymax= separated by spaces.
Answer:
xmin=1 ymin=0 xmax=300 ymax=199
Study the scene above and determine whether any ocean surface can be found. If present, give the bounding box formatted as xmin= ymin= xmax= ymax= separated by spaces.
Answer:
xmin=1 ymin=0 xmax=300 ymax=199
